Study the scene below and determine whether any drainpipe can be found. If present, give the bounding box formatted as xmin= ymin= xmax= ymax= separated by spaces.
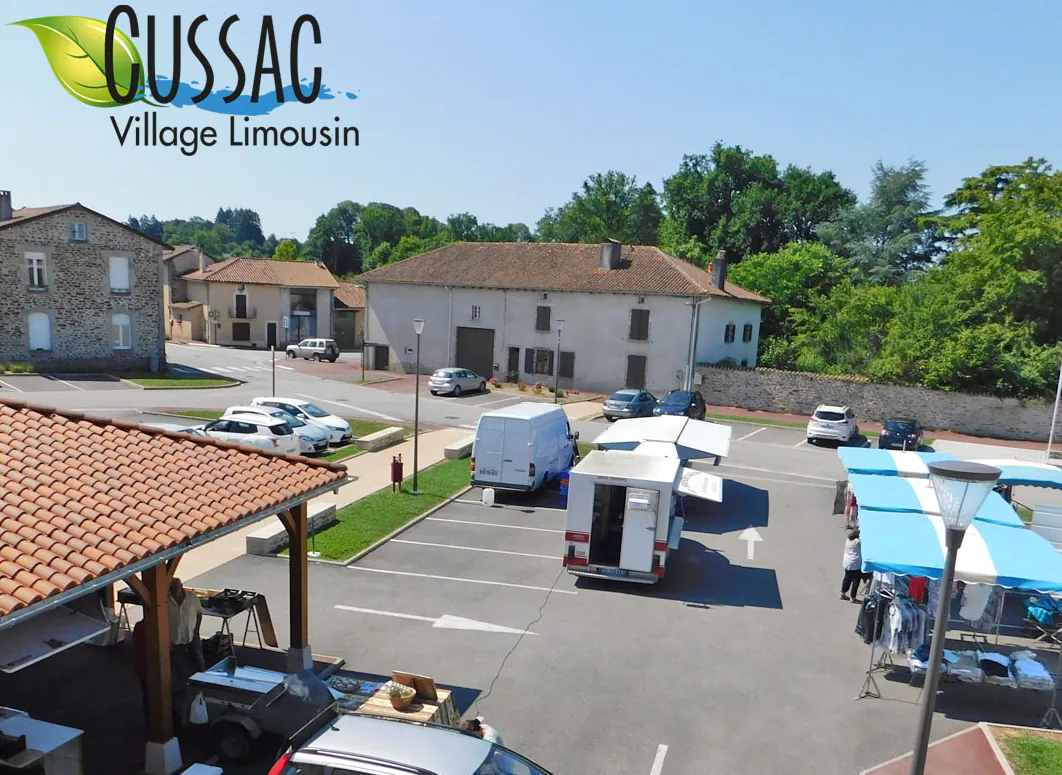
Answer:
xmin=691 ymin=298 xmax=705 ymax=390
xmin=685 ymin=299 xmax=697 ymax=391
xmin=501 ymin=290 xmax=507 ymax=377
xmin=446 ymin=286 xmax=453 ymax=366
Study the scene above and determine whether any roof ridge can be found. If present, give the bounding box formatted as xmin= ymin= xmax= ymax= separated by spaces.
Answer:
xmin=659 ymin=251 xmax=711 ymax=294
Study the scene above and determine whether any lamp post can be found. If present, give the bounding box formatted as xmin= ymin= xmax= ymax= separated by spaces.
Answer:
xmin=554 ymin=320 xmax=564 ymax=403
xmin=1048 ymin=361 xmax=1062 ymax=460
xmin=909 ymin=460 xmax=1001 ymax=775
xmin=411 ymin=318 xmax=425 ymax=495
xmin=684 ymin=298 xmax=710 ymax=391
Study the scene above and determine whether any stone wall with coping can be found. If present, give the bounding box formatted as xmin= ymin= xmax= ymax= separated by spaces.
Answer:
xmin=0 ymin=206 xmax=165 ymax=371
xmin=695 ymin=364 xmax=1054 ymax=441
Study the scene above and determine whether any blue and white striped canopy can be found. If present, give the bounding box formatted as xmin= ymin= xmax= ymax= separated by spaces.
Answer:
xmin=847 ymin=473 xmax=1023 ymax=528
xmin=971 ymin=459 xmax=1062 ymax=491
xmin=860 ymin=509 xmax=1062 ymax=591
xmin=836 ymin=448 xmax=957 ymax=478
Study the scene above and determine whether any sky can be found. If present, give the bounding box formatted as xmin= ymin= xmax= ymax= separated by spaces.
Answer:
xmin=1 ymin=0 xmax=1060 ymax=241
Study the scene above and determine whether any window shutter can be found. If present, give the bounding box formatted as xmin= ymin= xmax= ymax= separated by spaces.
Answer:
xmin=559 ymin=351 xmax=575 ymax=379
xmin=524 ymin=348 xmax=534 ymax=373
xmin=536 ymin=306 xmax=551 ymax=331
xmin=547 ymin=349 xmax=555 ymax=376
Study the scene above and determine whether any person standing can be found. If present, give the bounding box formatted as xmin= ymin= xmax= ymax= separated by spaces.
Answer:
xmin=841 ymin=528 xmax=863 ymax=602
xmin=169 ymin=578 xmax=204 ymax=671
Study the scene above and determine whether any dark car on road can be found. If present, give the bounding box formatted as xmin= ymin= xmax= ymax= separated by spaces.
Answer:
xmin=603 ymin=389 xmax=657 ymax=421
xmin=878 ymin=417 xmax=924 ymax=450
xmin=653 ymin=390 xmax=707 ymax=420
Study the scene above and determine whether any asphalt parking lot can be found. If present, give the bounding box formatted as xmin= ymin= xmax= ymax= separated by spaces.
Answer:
xmin=0 ymin=373 xmax=140 ymax=393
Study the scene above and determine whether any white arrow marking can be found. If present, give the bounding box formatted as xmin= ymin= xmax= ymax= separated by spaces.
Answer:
xmin=334 ymin=605 xmax=539 ymax=635
xmin=738 ymin=527 xmax=763 ymax=561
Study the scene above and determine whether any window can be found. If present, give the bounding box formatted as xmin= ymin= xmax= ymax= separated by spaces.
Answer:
xmin=232 ymin=322 xmax=251 ymax=341
xmin=742 ymin=323 xmax=754 ymax=343
xmin=724 ymin=323 xmax=736 ymax=344
xmin=228 ymin=421 xmax=257 ymax=434
xmin=535 ymin=305 xmax=551 ymax=332
xmin=26 ymin=252 xmax=46 ymax=289
xmin=558 ymin=350 xmax=575 ymax=379
xmin=629 ymin=309 xmax=650 ymax=341
xmin=69 ymin=223 xmax=87 ymax=242
xmin=109 ymin=256 xmax=131 ymax=292
xmin=526 ymin=347 xmax=553 ymax=375
xmin=111 ymin=313 xmax=132 ymax=349
xmin=471 ymin=305 xmax=482 ymax=320
xmin=28 ymin=312 xmax=50 ymax=351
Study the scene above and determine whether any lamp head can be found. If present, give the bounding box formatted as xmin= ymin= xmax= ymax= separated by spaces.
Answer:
xmin=928 ymin=460 xmax=1001 ymax=533
xmin=413 ymin=318 xmax=425 ymax=335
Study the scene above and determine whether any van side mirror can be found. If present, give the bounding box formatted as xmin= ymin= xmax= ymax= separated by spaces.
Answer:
xmin=573 ymin=431 xmax=580 ymax=440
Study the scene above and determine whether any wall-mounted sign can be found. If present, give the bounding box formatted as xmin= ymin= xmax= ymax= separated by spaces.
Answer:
xmin=282 ymin=316 xmax=290 ymax=329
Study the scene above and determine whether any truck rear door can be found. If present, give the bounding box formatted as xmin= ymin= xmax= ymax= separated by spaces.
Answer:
xmin=619 ymin=488 xmax=658 ymax=573
xmin=501 ymin=419 xmax=530 ymax=485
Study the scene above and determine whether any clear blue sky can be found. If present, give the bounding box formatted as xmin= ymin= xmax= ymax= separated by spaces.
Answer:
xmin=2 ymin=0 xmax=1059 ymax=240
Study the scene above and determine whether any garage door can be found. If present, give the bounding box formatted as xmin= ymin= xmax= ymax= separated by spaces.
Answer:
xmin=455 ymin=327 xmax=495 ymax=378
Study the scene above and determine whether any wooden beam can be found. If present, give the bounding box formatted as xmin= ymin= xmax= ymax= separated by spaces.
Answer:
xmin=166 ymin=555 xmax=182 ymax=579
xmin=141 ymin=563 xmax=174 ymax=743
xmin=126 ymin=574 xmax=151 ymax=605
xmin=283 ymin=503 xmax=309 ymax=650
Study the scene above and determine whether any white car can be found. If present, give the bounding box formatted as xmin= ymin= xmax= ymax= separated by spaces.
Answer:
xmin=806 ymin=404 xmax=859 ymax=445
xmin=252 ymin=397 xmax=353 ymax=445
xmin=199 ymin=414 xmax=301 ymax=455
xmin=223 ymin=405 xmax=330 ymax=455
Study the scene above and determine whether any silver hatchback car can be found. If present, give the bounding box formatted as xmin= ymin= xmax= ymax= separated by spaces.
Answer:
xmin=429 ymin=368 xmax=487 ymax=396
xmin=286 ymin=338 xmax=340 ymax=362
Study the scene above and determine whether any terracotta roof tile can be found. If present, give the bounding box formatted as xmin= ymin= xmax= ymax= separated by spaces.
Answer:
xmin=334 ymin=282 xmax=366 ymax=308
xmin=358 ymin=241 xmax=771 ymax=303
xmin=183 ymin=257 xmax=339 ymax=288
xmin=0 ymin=399 xmax=348 ymax=618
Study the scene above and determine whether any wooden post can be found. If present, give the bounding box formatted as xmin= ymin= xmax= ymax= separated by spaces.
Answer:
xmin=141 ymin=563 xmax=174 ymax=744
xmin=279 ymin=503 xmax=310 ymax=670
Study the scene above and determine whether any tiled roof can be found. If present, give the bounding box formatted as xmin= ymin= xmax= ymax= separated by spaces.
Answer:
xmin=1 ymin=205 xmax=73 ymax=223
xmin=163 ymin=245 xmax=199 ymax=262
xmin=335 ymin=282 xmax=365 ymax=308
xmin=184 ymin=257 xmax=339 ymax=288
xmin=0 ymin=399 xmax=347 ymax=618
xmin=0 ymin=203 xmax=171 ymax=247
xmin=358 ymin=242 xmax=770 ymax=303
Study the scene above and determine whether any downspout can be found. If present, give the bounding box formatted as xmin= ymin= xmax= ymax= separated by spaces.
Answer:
xmin=685 ymin=298 xmax=697 ymax=391
xmin=691 ymin=297 xmax=706 ymax=391
xmin=446 ymin=286 xmax=453 ymax=366
xmin=501 ymin=290 xmax=507 ymax=376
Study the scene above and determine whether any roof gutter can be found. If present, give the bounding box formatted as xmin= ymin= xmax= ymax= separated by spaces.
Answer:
xmin=0 ymin=476 xmax=353 ymax=634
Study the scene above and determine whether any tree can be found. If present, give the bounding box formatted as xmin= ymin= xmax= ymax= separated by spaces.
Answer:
xmin=216 ymin=207 xmax=265 ymax=245
xmin=818 ymin=160 xmax=937 ymax=283
xmin=447 ymin=212 xmax=479 ymax=241
xmin=537 ymin=171 xmax=662 ymax=245
xmin=128 ymin=214 xmax=163 ymax=241
xmin=273 ymin=239 xmax=299 ymax=261
xmin=305 ymin=201 xmax=363 ymax=275
xmin=779 ymin=166 xmax=857 ymax=243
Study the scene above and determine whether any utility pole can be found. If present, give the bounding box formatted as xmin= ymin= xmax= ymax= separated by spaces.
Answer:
xmin=554 ymin=320 xmax=564 ymax=403
xmin=271 ymin=346 xmax=276 ymax=396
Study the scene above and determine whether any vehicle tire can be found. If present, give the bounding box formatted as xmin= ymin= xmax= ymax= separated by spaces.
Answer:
xmin=430 ymin=390 xmax=438 ymax=396
xmin=329 ymin=356 xmax=338 ymax=363
xmin=286 ymin=350 xmax=295 ymax=359
xmin=452 ymin=385 xmax=462 ymax=397
xmin=214 ymin=721 xmax=253 ymax=763
xmin=479 ymin=381 xmax=487 ymax=393
xmin=606 ymin=416 xmax=616 ymax=423
xmin=311 ymin=353 xmax=320 ymax=362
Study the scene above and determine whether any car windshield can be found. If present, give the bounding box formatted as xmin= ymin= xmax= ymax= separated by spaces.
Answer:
xmin=300 ymin=403 xmax=330 ymax=418
xmin=885 ymin=420 xmax=915 ymax=432
xmin=814 ymin=410 xmax=846 ymax=421
xmin=662 ymin=392 xmax=691 ymax=406
xmin=434 ymin=370 xmax=455 ymax=378
xmin=475 ymin=745 xmax=554 ymax=775
xmin=269 ymin=410 xmax=305 ymax=428
xmin=609 ymin=391 xmax=638 ymax=402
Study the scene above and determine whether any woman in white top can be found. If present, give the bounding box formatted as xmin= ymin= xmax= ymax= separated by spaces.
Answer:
xmin=841 ymin=528 xmax=863 ymax=602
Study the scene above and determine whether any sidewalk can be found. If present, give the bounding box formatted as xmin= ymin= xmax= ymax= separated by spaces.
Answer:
xmin=860 ymin=724 xmax=1012 ymax=775
xmin=177 ymin=427 xmax=471 ymax=580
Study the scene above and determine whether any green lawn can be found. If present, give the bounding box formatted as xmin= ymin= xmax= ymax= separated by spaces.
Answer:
xmin=577 ymin=441 xmax=597 ymax=459
xmin=1001 ymin=733 xmax=1062 ymax=775
xmin=1017 ymin=504 xmax=1034 ymax=524
xmin=704 ymin=411 xmax=808 ymax=429
xmin=123 ymin=372 xmax=237 ymax=388
xmin=295 ymin=458 xmax=471 ymax=561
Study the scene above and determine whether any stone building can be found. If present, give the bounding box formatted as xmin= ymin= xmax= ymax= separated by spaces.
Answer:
xmin=0 ymin=191 xmax=168 ymax=371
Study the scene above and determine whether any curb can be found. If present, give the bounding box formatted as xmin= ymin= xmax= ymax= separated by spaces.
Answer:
xmin=119 ymin=378 xmax=242 ymax=390
xmin=574 ymin=410 xmax=603 ymax=421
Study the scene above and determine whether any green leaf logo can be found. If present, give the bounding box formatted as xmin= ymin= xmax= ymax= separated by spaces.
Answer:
xmin=11 ymin=16 xmax=144 ymax=107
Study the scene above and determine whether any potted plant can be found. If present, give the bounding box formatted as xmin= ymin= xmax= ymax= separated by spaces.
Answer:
xmin=387 ymin=681 xmax=417 ymax=711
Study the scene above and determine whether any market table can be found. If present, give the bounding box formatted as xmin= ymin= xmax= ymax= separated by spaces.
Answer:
xmin=328 ymin=677 xmax=460 ymax=727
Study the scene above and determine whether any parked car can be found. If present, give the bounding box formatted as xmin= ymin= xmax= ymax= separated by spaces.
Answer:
xmin=252 ymin=397 xmax=353 ymax=445
xmin=223 ymin=405 xmax=330 ymax=455
xmin=806 ymin=404 xmax=859 ymax=445
xmin=879 ymin=417 xmax=924 ymax=450
xmin=200 ymin=415 xmax=301 ymax=455
xmin=653 ymin=390 xmax=707 ymax=420
xmin=429 ymin=368 xmax=487 ymax=396
xmin=141 ymin=422 xmax=209 ymax=438
xmin=270 ymin=713 xmax=555 ymax=775
xmin=285 ymin=338 xmax=340 ymax=362
xmin=603 ymin=389 xmax=657 ymax=421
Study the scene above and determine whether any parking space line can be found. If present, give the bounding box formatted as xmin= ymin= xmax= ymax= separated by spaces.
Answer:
xmin=792 ymin=437 xmax=808 ymax=448
xmin=426 ymin=517 xmax=564 ymax=534
xmin=650 ymin=745 xmax=668 ymax=775
xmin=391 ymin=539 xmax=561 ymax=560
xmin=735 ymin=427 xmax=767 ymax=442
xmin=452 ymin=499 xmax=567 ymax=513
xmin=0 ymin=379 xmax=22 ymax=393
xmin=474 ymin=396 xmax=522 ymax=408
xmin=47 ymin=376 xmax=85 ymax=391
xmin=278 ymin=365 xmax=295 ymax=371
xmin=718 ymin=463 xmax=834 ymax=482
xmin=725 ymin=473 xmax=834 ymax=489
xmin=349 ymin=566 xmax=577 ymax=594
xmin=296 ymin=394 xmax=402 ymax=422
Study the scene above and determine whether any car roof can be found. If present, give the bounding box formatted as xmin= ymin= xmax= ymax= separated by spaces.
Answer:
xmin=297 ymin=714 xmax=491 ymax=775
xmin=480 ymin=402 xmax=567 ymax=420
xmin=886 ymin=417 xmax=917 ymax=424
xmin=225 ymin=406 xmax=276 ymax=415
xmin=815 ymin=404 xmax=849 ymax=413
xmin=254 ymin=396 xmax=315 ymax=408
xmin=223 ymin=413 xmax=288 ymax=427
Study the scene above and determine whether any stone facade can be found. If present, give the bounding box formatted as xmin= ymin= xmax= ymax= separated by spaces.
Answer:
xmin=0 ymin=206 xmax=166 ymax=371
xmin=696 ymin=364 xmax=1055 ymax=442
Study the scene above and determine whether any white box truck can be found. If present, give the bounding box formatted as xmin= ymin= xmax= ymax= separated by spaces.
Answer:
xmin=470 ymin=403 xmax=578 ymax=492
xmin=562 ymin=449 xmax=723 ymax=583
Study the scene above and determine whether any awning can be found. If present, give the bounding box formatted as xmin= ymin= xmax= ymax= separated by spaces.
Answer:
xmin=837 ymin=448 xmax=957 ymax=478
xmin=860 ymin=509 xmax=1062 ymax=591
xmin=592 ymin=416 xmax=731 ymax=460
xmin=970 ymin=459 xmax=1062 ymax=490
xmin=847 ymin=473 xmax=1023 ymax=528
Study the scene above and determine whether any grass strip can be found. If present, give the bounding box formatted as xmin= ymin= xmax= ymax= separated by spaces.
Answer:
xmin=704 ymin=411 xmax=808 ymax=429
xmin=1001 ymin=732 xmax=1062 ymax=775
xmin=127 ymin=376 xmax=236 ymax=387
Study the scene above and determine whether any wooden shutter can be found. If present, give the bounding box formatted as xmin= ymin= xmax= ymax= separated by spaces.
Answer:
xmin=559 ymin=351 xmax=575 ymax=379
xmin=536 ymin=306 xmax=551 ymax=331
xmin=629 ymin=309 xmax=649 ymax=341
xmin=547 ymin=349 xmax=555 ymax=376
xmin=524 ymin=347 xmax=534 ymax=373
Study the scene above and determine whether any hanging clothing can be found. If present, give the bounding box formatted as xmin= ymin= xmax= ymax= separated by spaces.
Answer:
xmin=855 ymin=590 xmax=891 ymax=645
xmin=908 ymin=577 xmax=927 ymax=605
xmin=880 ymin=597 xmax=928 ymax=654
xmin=959 ymin=584 xmax=992 ymax=622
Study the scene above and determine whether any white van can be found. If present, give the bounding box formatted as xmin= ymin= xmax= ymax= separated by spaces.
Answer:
xmin=471 ymin=403 xmax=578 ymax=492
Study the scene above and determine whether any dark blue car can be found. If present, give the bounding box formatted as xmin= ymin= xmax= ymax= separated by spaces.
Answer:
xmin=878 ymin=418 xmax=924 ymax=450
xmin=653 ymin=390 xmax=706 ymax=420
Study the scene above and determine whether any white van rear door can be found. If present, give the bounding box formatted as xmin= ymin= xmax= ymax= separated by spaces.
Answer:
xmin=473 ymin=418 xmax=504 ymax=483
xmin=501 ymin=418 xmax=530 ymax=483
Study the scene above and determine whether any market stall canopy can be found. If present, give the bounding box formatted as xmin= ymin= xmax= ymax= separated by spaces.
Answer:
xmin=970 ymin=459 xmax=1062 ymax=490
xmin=846 ymin=473 xmax=1023 ymax=528
xmin=836 ymin=448 xmax=957 ymax=478
xmin=860 ymin=509 xmax=1062 ymax=591
xmin=592 ymin=416 xmax=731 ymax=460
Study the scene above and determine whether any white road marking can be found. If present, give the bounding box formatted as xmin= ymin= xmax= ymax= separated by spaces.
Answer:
xmin=47 ymin=376 xmax=85 ymax=391
xmin=649 ymin=745 xmax=669 ymax=775
xmin=348 ymin=566 xmax=577 ymax=594
xmin=453 ymin=498 xmax=567 ymax=514
xmin=735 ymin=427 xmax=767 ymax=442
xmin=0 ymin=379 xmax=22 ymax=393
xmin=474 ymin=396 xmax=522 ymax=408
xmin=793 ymin=436 xmax=809 ymax=448
xmin=718 ymin=463 xmax=834 ymax=482
xmin=278 ymin=365 xmax=295 ymax=371
xmin=209 ymin=367 xmax=235 ymax=373
xmin=460 ymin=424 xmax=477 ymax=429
xmin=296 ymin=394 xmax=402 ymax=422
xmin=427 ymin=517 xmax=564 ymax=534
xmin=334 ymin=605 xmax=539 ymax=635
xmin=391 ymin=539 xmax=561 ymax=560
xmin=725 ymin=472 xmax=834 ymax=489
xmin=738 ymin=527 xmax=763 ymax=560
xmin=170 ymin=365 xmax=195 ymax=374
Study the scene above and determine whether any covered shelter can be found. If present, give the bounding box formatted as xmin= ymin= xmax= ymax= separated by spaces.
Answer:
xmin=592 ymin=416 xmax=732 ymax=461
xmin=844 ymin=473 xmax=1023 ymax=527
xmin=971 ymin=459 xmax=1062 ymax=491
xmin=836 ymin=448 xmax=957 ymax=478
xmin=0 ymin=398 xmax=349 ymax=773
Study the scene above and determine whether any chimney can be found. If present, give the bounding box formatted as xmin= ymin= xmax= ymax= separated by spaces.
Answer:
xmin=198 ymin=248 xmax=207 ymax=273
xmin=0 ymin=191 xmax=11 ymax=223
xmin=712 ymin=250 xmax=728 ymax=290
xmin=599 ymin=238 xmax=622 ymax=271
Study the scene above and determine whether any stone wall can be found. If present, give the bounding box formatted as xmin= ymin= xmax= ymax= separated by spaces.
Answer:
xmin=0 ymin=206 xmax=165 ymax=371
xmin=696 ymin=365 xmax=1055 ymax=441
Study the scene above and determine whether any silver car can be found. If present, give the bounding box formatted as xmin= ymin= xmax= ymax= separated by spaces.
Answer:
xmin=286 ymin=338 xmax=340 ymax=362
xmin=272 ymin=713 xmax=554 ymax=775
xmin=429 ymin=368 xmax=487 ymax=397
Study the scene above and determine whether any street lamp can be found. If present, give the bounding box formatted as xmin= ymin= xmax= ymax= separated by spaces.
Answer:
xmin=684 ymin=298 xmax=710 ymax=391
xmin=411 ymin=318 xmax=425 ymax=495
xmin=909 ymin=460 xmax=1001 ymax=775
xmin=1048 ymin=361 xmax=1062 ymax=460
xmin=554 ymin=320 xmax=564 ymax=404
